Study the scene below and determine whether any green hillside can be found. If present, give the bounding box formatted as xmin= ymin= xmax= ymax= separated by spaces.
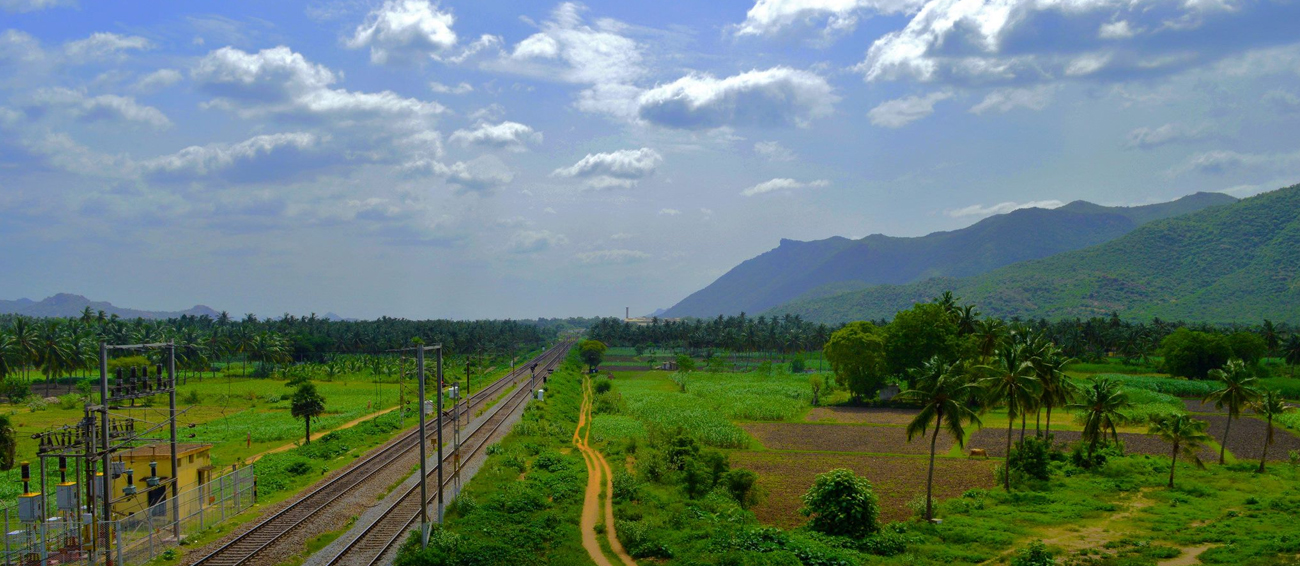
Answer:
xmin=663 ymin=192 xmax=1236 ymax=318
xmin=767 ymin=184 xmax=1300 ymax=324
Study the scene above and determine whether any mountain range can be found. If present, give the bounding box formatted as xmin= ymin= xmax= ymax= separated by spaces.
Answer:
xmin=768 ymin=184 xmax=1300 ymax=324
xmin=0 ymin=294 xmax=221 ymax=320
xmin=663 ymin=191 xmax=1238 ymax=318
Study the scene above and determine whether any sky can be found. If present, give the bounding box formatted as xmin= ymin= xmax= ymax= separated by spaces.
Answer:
xmin=1 ymin=0 xmax=1299 ymax=320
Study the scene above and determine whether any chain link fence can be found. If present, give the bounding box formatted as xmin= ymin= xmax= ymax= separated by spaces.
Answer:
xmin=1 ymin=465 xmax=256 ymax=566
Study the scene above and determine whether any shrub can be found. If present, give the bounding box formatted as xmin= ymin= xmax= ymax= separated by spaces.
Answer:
xmin=182 ymin=390 xmax=202 ymax=404
xmin=594 ymin=380 xmax=612 ymax=394
xmin=723 ymin=469 xmax=760 ymax=509
xmin=800 ymin=468 xmax=880 ymax=538
xmin=1 ymin=378 xmax=30 ymax=403
xmin=57 ymin=395 xmax=81 ymax=410
xmin=531 ymin=451 xmax=568 ymax=473
xmin=1007 ymin=436 xmax=1053 ymax=481
xmin=1011 ymin=540 xmax=1054 ymax=566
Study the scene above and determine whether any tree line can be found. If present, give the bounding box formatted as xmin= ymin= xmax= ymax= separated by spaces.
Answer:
xmin=0 ymin=309 xmax=556 ymax=396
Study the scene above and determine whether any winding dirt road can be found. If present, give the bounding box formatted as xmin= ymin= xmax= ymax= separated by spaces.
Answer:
xmin=572 ymin=376 xmax=637 ymax=566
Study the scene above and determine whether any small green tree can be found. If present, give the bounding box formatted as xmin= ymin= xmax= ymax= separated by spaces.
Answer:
xmin=1284 ymin=334 xmax=1300 ymax=377
xmin=800 ymin=468 xmax=880 ymax=538
xmin=290 ymin=382 xmax=326 ymax=445
xmin=809 ymin=375 xmax=826 ymax=406
xmin=1160 ymin=328 xmax=1233 ymax=379
xmin=1149 ymin=414 xmax=1211 ymax=488
xmin=1070 ymin=378 xmax=1129 ymax=459
xmin=1251 ymin=389 xmax=1290 ymax=473
xmin=579 ymin=340 xmax=607 ymax=372
xmin=822 ymin=321 xmax=887 ymax=401
xmin=675 ymin=354 xmax=696 ymax=373
xmin=1205 ymin=359 xmax=1260 ymax=465
xmin=0 ymin=415 xmax=15 ymax=471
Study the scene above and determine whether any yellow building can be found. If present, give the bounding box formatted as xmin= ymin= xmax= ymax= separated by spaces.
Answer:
xmin=108 ymin=443 xmax=213 ymax=519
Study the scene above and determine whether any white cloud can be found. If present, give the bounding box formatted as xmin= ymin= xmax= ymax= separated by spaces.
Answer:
xmin=1 ymin=0 xmax=73 ymax=12
xmin=1170 ymin=149 xmax=1300 ymax=176
xmin=867 ymin=91 xmax=950 ymax=128
xmin=754 ymin=141 xmax=796 ymax=161
xmin=1263 ymin=90 xmax=1300 ymax=113
xmin=970 ymin=85 xmax=1055 ymax=114
xmin=143 ymin=132 xmax=320 ymax=181
xmin=733 ymin=0 xmax=925 ymax=39
xmin=0 ymin=29 xmax=45 ymax=67
xmin=192 ymin=46 xmax=446 ymax=171
xmin=636 ymin=67 xmax=837 ymax=129
xmin=853 ymin=0 xmax=1235 ymax=84
xmin=26 ymin=88 xmax=171 ymax=128
xmin=552 ymin=147 xmax=662 ymax=189
xmin=133 ymin=69 xmax=183 ymax=93
xmin=508 ymin=229 xmax=567 ymax=254
xmin=1064 ymin=53 xmax=1111 ymax=76
xmin=945 ymin=199 xmax=1065 ymax=218
xmin=455 ymin=4 xmax=646 ymax=120
xmin=1098 ymin=20 xmax=1138 ymax=39
xmin=449 ymin=121 xmax=542 ymax=151
xmin=346 ymin=0 xmax=457 ymax=65
xmin=1125 ymin=123 xmax=1208 ymax=149
xmin=430 ymin=81 xmax=473 ymax=94
xmin=432 ymin=154 xmax=514 ymax=193
xmin=63 ymin=32 xmax=151 ymax=64
xmin=576 ymin=249 xmax=651 ymax=264
xmin=658 ymin=208 xmax=681 ymax=215
xmin=610 ymin=232 xmax=633 ymax=240
xmin=740 ymin=177 xmax=829 ymax=196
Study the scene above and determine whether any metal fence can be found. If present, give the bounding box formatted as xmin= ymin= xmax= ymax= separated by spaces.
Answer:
xmin=1 ymin=465 xmax=256 ymax=566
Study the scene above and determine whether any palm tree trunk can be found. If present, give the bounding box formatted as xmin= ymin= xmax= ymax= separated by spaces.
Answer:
xmin=1219 ymin=417 xmax=1231 ymax=465
xmin=305 ymin=417 xmax=311 ymax=445
xmin=1035 ymin=408 xmax=1041 ymax=437
xmin=925 ymin=415 xmax=942 ymax=521
xmin=1019 ymin=414 xmax=1027 ymax=446
xmin=1258 ymin=418 xmax=1271 ymax=474
xmin=1045 ymin=405 xmax=1053 ymax=436
xmin=1169 ymin=443 xmax=1179 ymax=488
xmin=1005 ymin=415 xmax=1014 ymax=491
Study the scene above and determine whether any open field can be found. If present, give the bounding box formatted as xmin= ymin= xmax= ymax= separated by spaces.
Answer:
xmin=743 ymin=422 xmax=958 ymax=455
xmin=732 ymin=451 xmax=996 ymax=524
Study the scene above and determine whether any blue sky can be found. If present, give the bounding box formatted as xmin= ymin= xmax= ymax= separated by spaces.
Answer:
xmin=1 ymin=0 xmax=1298 ymax=319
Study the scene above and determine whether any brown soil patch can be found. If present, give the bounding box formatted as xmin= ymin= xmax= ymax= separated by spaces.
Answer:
xmin=967 ymin=428 xmax=1217 ymax=461
xmin=1195 ymin=414 xmax=1300 ymax=461
xmin=731 ymin=451 xmax=995 ymax=525
xmin=743 ymin=422 xmax=954 ymax=455
xmin=1158 ymin=543 xmax=1215 ymax=566
xmin=805 ymin=406 xmax=920 ymax=426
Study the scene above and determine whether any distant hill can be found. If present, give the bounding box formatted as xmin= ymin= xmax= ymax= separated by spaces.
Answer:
xmin=768 ymin=184 xmax=1300 ymax=324
xmin=662 ymin=192 xmax=1237 ymax=318
xmin=0 ymin=294 xmax=221 ymax=320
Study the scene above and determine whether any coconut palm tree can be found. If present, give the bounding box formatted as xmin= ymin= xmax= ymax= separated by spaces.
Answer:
xmin=1205 ymin=359 xmax=1260 ymax=465
xmin=1033 ymin=342 xmax=1078 ymax=436
xmin=1252 ymin=389 xmax=1291 ymax=473
xmin=1149 ymin=414 xmax=1211 ymax=488
xmin=1284 ymin=334 xmax=1300 ymax=378
xmin=897 ymin=357 xmax=981 ymax=521
xmin=1070 ymin=377 xmax=1129 ymax=458
xmin=977 ymin=344 xmax=1039 ymax=491
xmin=10 ymin=318 xmax=36 ymax=379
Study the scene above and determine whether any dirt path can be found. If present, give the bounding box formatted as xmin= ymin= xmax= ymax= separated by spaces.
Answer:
xmin=980 ymin=489 xmax=1157 ymax=565
xmin=572 ymin=376 xmax=637 ymax=566
xmin=247 ymin=405 xmax=401 ymax=464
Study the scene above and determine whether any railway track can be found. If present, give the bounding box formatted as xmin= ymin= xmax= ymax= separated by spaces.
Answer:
xmin=192 ymin=341 xmax=573 ymax=566
xmin=322 ymin=340 xmax=572 ymax=566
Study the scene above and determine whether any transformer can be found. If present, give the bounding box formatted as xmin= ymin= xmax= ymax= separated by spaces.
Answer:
xmin=17 ymin=493 xmax=43 ymax=523
xmin=56 ymin=482 xmax=78 ymax=512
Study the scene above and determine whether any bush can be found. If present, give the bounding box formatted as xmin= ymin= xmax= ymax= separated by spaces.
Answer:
xmin=594 ymin=380 xmax=612 ymax=394
xmin=182 ymin=390 xmax=202 ymax=404
xmin=1 ymin=378 xmax=30 ymax=403
xmin=57 ymin=395 xmax=81 ymax=410
xmin=1011 ymin=540 xmax=1054 ymax=566
xmin=800 ymin=468 xmax=880 ymax=538
xmin=723 ymin=469 xmax=760 ymax=509
xmin=1069 ymin=440 xmax=1123 ymax=470
xmin=1007 ymin=436 xmax=1053 ymax=481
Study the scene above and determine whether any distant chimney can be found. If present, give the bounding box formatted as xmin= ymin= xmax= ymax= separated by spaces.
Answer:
xmin=625 ymin=307 xmax=629 ymax=320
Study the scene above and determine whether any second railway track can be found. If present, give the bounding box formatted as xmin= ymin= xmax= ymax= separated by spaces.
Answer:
xmin=191 ymin=341 xmax=573 ymax=566
xmin=320 ymin=340 xmax=572 ymax=566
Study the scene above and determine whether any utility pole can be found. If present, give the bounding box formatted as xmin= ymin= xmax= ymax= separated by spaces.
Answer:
xmin=416 ymin=346 xmax=428 ymax=546
xmin=436 ymin=346 xmax=445 ymax=523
